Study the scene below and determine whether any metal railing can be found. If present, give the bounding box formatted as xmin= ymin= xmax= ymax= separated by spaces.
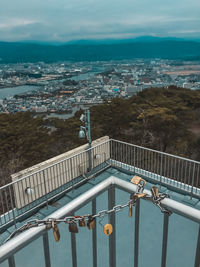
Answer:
xmin=0 ymin=177 xmax=200 ymax=267
xmin=110 ymin=139 xmax=200 ymax=197
xmin=0 ymin=139 xmax=110 ymax=231
xmin=0 ymin=138 xmax=200 ymax=232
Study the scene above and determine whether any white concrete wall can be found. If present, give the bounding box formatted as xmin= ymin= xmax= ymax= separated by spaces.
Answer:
xmin=12 ymin=136 xmax=110 ymax=209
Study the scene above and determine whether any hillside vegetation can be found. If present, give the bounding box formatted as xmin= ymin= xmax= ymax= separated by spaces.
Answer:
xmin=0 ymin=41 xmax=200 ymax=62
xmin=0 ymin=86 xmax=200 ymax=186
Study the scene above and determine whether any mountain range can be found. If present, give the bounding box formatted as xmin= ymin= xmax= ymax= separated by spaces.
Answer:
xmin=0 ymin=37 xmax=200 ymax=63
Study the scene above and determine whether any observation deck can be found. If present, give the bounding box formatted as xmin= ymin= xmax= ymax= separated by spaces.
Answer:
xmin=0 ymin=136 xmax=200 ymax=267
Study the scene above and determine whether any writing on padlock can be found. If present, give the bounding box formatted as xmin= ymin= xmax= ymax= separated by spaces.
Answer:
xmin=104 ymin=224 xmax=113 ymax=236
xmin=69 ymin=221 xmax=79 ymax=233
xmin=87 ymin=216 xmax=96 ymax=230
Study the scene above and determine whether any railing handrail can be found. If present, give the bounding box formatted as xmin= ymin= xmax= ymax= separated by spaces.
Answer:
xmin=1 ymin=138 xmax=199 ymax=191
xmin=111 ymin=138 xmax=200 ymax=165
xmin=1 ymin=176 xmax=200 ymax=263
xmin=0 ymin=139 xmax=110 ymax=190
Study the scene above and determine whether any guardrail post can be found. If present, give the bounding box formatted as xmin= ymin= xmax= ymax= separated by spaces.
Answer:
xmin=161 ymin=213 xmax=169 ymax=267
xmin=190 ymin=163 xmax=196 ymax=200
xmin=108 ymin=185 xmax=116 ymax=267
xmin=134 ymin=199 xmax=140 ymax=267
xmin=43 ymin=232 xmax=51 ymax=267
xmin=71 ymin=213 xmax=77 ymax=267
xmin=8 ymin=256 xmax=15 ymax=267
xmin=92 ymin=198 xmax=97 ymax=267
xmin=194 ymin=225 xmax=200 ymax=267
xmin=160 ymin=153 xmax=163 ymax=188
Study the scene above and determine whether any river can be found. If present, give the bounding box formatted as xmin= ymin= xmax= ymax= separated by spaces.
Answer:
xmin=0 ymin=85 xmax=41 ymax=99
xmin=0 ymin=67 xmax=105 ymax=99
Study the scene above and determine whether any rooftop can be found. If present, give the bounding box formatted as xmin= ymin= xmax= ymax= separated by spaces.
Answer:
xmin=0 ymin=137 xmax=200 ymax=267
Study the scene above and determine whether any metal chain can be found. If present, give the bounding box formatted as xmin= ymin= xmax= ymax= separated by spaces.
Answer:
xmin=4 ymin=181 xmax=172 ymax=243
xmin=145 ymin=188 xmax=172 ymax=215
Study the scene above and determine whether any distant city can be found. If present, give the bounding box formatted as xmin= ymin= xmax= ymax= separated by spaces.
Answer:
xmin=0 ymin=59 xmax=200 ymax=119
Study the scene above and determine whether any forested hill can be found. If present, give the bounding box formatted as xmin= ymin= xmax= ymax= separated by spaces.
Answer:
xmin=0 ymin=40 xmax=200 ymax=63
xmin=0 ymin=86 xmax=200 ymax=185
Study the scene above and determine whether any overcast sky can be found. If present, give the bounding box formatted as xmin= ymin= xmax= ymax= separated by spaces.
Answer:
xmin=0 ymin=0 xmax=200 ymax=42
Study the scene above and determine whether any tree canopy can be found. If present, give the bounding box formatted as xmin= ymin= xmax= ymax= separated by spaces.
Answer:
xmin=1 ymin=86 xmax=200 ymax=185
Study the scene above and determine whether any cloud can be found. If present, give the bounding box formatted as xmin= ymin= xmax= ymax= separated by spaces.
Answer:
xmin=0 ymin=0 xmax=200 ymax=42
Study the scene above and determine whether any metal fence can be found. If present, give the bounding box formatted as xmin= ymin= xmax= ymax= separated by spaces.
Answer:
xmin=0 ymin=140 xmax=110 ymax=231
xmin=0 ymin=138 xmax=200 ymax=232
xmin=0 ymin=177 xmax=200 ymax=267
xmin=110 ymin=139 xmax=200 ymax=197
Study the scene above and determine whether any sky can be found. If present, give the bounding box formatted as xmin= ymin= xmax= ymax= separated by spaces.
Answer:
xmin=0 ymin=0 xmax=200 ymax=43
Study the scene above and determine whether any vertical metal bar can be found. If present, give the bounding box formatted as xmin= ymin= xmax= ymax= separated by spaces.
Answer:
xmin=108 ymin=185 xmax=116 ymax=267
xmin=160 ymin=154 xmax=163 ymax=187
xmin=194 ymin=225 xmax=200 ymax=267
xmin=133 ymin=146 xmax=136 ymax=173
xmin=92 ymin=198 xmax=97 ymax=267
xmin=188 ymin=161 xmax=192 ymax=192
xmin=134 ymin=199 xmax=140 ymax=267
xmin=195 ymin=164 xmax=200 ymax=190
xmin=190 ymin=163 xmax=196 ymax=199
xmin=110 ymin=139 xmax=112 ymax=165
xmin=161 ymin=214 xmax=169 ymax=267
xmin=71 ymin=223 xmax=77 ymax=267
xmin=177 ymin=159 xmax=180 ymax=183
xmin=43 ymin=232 xmax=51 ymax=267
xmin=8 ymin=255 xmax=16 ymax=267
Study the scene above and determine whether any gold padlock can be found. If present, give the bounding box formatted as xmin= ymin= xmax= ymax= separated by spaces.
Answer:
xmin=131 ymin=176 xmax=146 ymax=186
xmin=52 ymin=222 xmax=60 ymax=242
xmin=136 ymin=193 xmax=147 ymax=199
xmin=78 ymin=217 xmax=86 ymax=227
xmin=87 ymin=216 xmax=96 ymax=230
xmin=129 ymin=202 xmax=133 ymax=217
xmin=104 ymin=224 xmax=113 ymax=236
xmin=69 ymin=221 xmax=79 ymax=233
xmin=152 ymin=186 xmax=159 ymax=197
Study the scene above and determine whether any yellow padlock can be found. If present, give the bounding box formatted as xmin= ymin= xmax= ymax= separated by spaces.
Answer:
xmin=131 ymin=176 xmax=146 ymax=186
xmin=136 ymin=193 xmax=147 ymax=199
xmin=129 ymin=202 xmax=133 ymax=217
xmin=53 ymin=223 xmax=60 ymax=242
xmin=152 ymin=186 xmax=159 ymax=197
xmin=104 ymin=224 xmax=113 ymax=236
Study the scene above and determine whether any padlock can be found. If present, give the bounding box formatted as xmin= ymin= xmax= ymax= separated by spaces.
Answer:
xmin=130 ymin=192 xmax=146 ymax=200
xmin=136 ymin=193 xmax=147 ymax=199
xmin=52 ymin=221 xmax=60 ymax=242
xmin=78 ymin=217 xmax=86 ymax=227
xmin=87 ymin=216 xmax=96 ymax=230
xmin=131 ymin=176 xmax=146 ymax=186
xmin=129 ymin=202 xmax=133 ymax=217
xmin=69 ymin=221 xmax=79 ymax=233
xmin=104 ymin=224 xmax=113 ymax=236
xmin=152 ymin=186 xmax=159 ymax=198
